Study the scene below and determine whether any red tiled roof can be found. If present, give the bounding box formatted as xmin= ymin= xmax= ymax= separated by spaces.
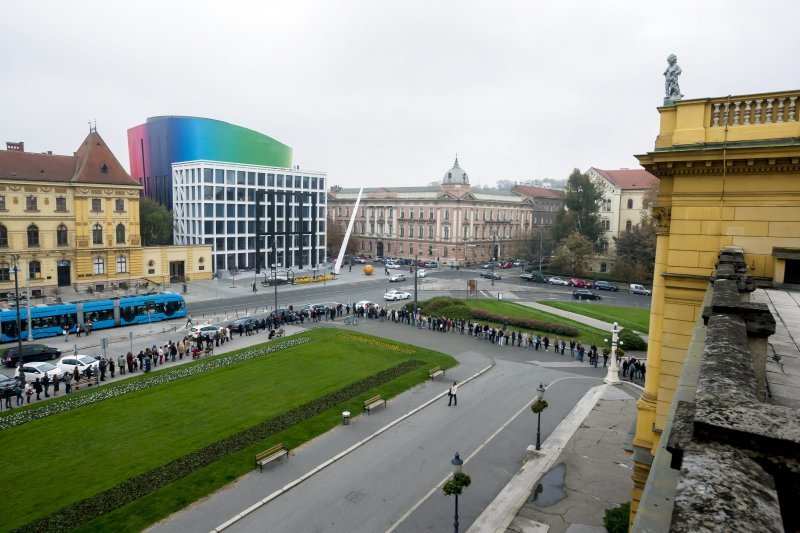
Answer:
xmin=512 ymin=184 xmax=565 ymax=199
xmin=590 ymin=168 xmax=659 ymax=190
xmin=0 ymin=131 xmax=139 ymax=186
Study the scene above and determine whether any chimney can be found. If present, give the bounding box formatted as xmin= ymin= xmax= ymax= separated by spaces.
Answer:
xmin=6 ymin=141 xmax=24 ymax=152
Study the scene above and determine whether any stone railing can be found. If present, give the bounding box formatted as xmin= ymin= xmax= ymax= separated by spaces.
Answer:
xmin=634 ymin=247 xmax=800 ymax=532
xmin=709 ymin=92 xmax=799 ymax=127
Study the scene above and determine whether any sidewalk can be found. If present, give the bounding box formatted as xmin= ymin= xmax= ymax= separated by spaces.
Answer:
xmin=469 ymin=383 xmax=639 ymax=533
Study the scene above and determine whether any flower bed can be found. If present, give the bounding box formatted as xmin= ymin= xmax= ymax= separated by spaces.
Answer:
xmin=23 ymin=359 xmax=424 ymax=532
xmin=471 ymin=308 xmax=579 ymax=337
xmin=0 ymin=338 xmax=311 ymax=431
xmin=337 ymin=333 xmax=416 ymax=354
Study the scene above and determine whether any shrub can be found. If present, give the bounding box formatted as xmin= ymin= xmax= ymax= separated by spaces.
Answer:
xmin=619 ymin=329 xmax=647 ymax=351
xmin=436 ymin=305 xmax=472 ymax=320
xmin=422 ymin=297 xmax=466 ymax=315
xmin=470 ymin=309 xmax=579 ymax=337
xmin=603 ymin=501 xmax=630 ymax=533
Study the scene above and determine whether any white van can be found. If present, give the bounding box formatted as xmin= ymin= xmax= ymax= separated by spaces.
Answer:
xmin=630 ymin=284 xmax=652 ymax=296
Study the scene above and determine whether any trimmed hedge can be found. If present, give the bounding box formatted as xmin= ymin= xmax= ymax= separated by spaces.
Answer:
xmin=619 ymin=329 xmax=647 ymax=351
xmin=20 ymin=360 xmax=424 ymax=532
xmin=470 ymin=308 xmax=579 ymax=337
xmin=603 ymin=501 xmax=631 ymax=533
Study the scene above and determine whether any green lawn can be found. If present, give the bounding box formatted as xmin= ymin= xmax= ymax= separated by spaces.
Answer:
xmin=537 ymin=301 xmax=651 ymax=333
xmin=0 ymin=329 xmax=454 ymax=532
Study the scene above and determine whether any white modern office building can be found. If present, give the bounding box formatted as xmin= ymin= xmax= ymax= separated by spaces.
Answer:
xmin=172 ymin=161 xmax=327 ymax=274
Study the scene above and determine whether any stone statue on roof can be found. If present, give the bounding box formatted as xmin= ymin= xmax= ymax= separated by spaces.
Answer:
xmin=663 ymin=54 xmax=683 ymax=104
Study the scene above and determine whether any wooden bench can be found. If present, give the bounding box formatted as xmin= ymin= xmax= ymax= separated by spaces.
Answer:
xmin=71 ymin=374 xmax=100 ymax=391
xmin=428 ymin=366 xmax=445 ymax=380
xmin=255 ymin=443 xmax=289 ymax=472
xmin=364 ymin=395 xmax=386 ymax=415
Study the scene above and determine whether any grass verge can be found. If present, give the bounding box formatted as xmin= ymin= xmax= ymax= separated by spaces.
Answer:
xmin=536 ymin=301 xmax=650 ymax=333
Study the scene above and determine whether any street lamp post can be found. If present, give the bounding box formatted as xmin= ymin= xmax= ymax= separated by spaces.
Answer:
xmin=535 ymin=382 xmax=546 ymax=450
xmin=451 ymin=452 xmax=462 ymax=533
xmin=9 ymin=254 xmax=24 ymax=379
xmin=490 ymin=232 xmax=499 ymax=286
xmin=413 ymin=251 xmax=422 ymax=315
xmin=604 ymin=322 xmax=624 ymax=385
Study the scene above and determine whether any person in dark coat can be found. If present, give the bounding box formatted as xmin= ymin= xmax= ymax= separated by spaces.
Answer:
xmin=33 ymin=378 xmax=43 ymax=401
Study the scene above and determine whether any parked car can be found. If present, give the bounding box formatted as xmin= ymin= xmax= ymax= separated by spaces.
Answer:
xmin=389 ymin=273 xmax=407 ymax=282
xmin=500 ymin=262 xmax=514 ymax=269
xmin=353 ymin=257 xmax=367 ymax=264
xmin=386 ymin=262 xmax=403 ymax=270
xmin=0 ymin=376 xmax=17 ymax=392
xmin=424 ymin=261 xmax=439 ymax=268
xmin=572 ymin=289 xmax=602 ymax=301
xmin=548 ymin=276 xmax=569 ymax=286
xmin=481 ymin=263 xmax=494 ymax=269
xmin=630 ymin=284 xmax=652 ymax=296
xmin=480 ymin=271 xmax=502 ymax=280
xmin=227 ymin=316 xmax=258 ymax=333
xmin=569 ymin=278 xmax=591 ymax=288
xmin=512 ymin=260 xmax=524 ymax=267
xmin=3 ymin=344 xmax=62 ymax=367
xmin=56 ymin=355 xmax=100 ymax=376
xmin=190 ymin=324 xmax=222 ymax=337
xmin=594 ymin=281 xmax=619 ymax=292
xmin=14 ymin=361 xmax=65 ymax=382
xmin=521 ymin=271 xmax=547 ymax=283
xmin=415 ymin=269 xmax=427 ymax=278
xmin=384 ymin=290 xmax=411 ymax=301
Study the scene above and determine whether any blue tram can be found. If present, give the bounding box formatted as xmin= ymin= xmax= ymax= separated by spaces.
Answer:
xmin=0 ymin=293 xmax=187 ymax=342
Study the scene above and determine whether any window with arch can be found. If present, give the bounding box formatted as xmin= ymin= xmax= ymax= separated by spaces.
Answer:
xmin=418 ymin=225 xmax=424 ymax=238
xmin=601 ymin=241 xmax=609 ymax=252
xmin=93 ymin=224 xmax=103 ymax=244
xmin=29 ymin=260 xmax=41 ymax=279
xmin=116 ymin=255 xmax=127 ymax=273
xmin=627 ymin=199 xmax=634 ymax=209
xmin=428 ymin=226 xmax=434 ymax=239
xmin=27 ymin=224 xmax=39 ymax=247
xmin=626 ymin=220 xmax=633 ymax=232
xmin=600 ymin=262 xmax=607 ymax=273
xmin=0 ymin=225 xmax=7 ymax=247
xmin=57 ymin=224 xmax=69 ymax=246
xmin=602 ymin=219 xmax=610 ymax=231
xmin=93 ymin=256 xmax=105 ymax=274
xmin=443 ymin=226 xmax=450 ymax=240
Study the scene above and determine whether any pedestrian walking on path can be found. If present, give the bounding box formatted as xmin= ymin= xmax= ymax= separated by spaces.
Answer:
xmin=186 ymin=314 xmax=193 ymax=328
xmin=448 ymin=381 xmax=458 ymax=406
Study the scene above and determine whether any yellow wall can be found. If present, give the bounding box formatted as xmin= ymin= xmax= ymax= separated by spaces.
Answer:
xmin=630 ymin=89 xmax=800 ymax=523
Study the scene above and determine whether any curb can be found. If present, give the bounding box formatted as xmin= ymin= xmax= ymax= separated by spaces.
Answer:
xmin=467 ymin=383 xmax=609 ymax=533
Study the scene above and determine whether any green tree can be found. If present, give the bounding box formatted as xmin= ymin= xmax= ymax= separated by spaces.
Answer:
xmin=551 ymin=169 xmax=604 ymax=249
xmin=139 ymin=198 xmax=173 ymax=246
xmin=550 ymin=231 xmax=595 ymax=275
xmin=612 ymin=184 xmax=658 ymax=283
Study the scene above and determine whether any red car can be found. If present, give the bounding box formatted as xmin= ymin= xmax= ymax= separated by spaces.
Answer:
xmin=569 ymin=278 xmax=591 ymax=288
xmin=500 ymin=262 xmax=514 ymax=269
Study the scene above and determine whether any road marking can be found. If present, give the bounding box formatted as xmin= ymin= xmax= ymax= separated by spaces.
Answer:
xmin=386 ymin=375 xmax=603 ymax=533
xmin=211 ymin=363 xmax=495 ymax=532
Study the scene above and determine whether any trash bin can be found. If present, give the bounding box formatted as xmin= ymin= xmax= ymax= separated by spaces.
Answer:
xmin=498 ymin=292 xmax=504 ymax=300
xmin=342 ymin=411 xmax=350 ymax=425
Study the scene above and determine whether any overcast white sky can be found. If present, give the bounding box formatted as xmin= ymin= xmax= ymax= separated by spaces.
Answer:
xmin=2 ymin=1 xmax=799 ymax=188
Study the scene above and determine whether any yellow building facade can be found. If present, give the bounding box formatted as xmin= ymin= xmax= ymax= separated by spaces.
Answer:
xmin=631 ymin=89 xmax=800 ymax=522
xmin=0 ymin=132 xmax=211 ymax=303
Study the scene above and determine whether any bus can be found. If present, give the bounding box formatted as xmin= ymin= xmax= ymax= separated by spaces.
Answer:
xmin=0 ymin=293 xmax=187 ymax=343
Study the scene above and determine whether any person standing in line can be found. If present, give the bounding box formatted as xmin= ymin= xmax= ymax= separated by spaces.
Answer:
xmin=33 ymin=378 xmax=42 ymax=401
xmin=109 ymin=357 xmax=115 ymax=378
xmin=52 ymin=373 xmax=60 ymax=396
xmin=118 ymin=354 xmax=126 ymax=375
xmin=15 ymin=382 xmax=24 ymax=405
xmin=42 ymin=373 xmax=51 ymax=398
xmin=98 ymin=358 xmax=107 ymax=381
xmin=63 ymin=371 xmax=72 ymax=394
xmin=448 ymin=381 xmax=458 ymax=406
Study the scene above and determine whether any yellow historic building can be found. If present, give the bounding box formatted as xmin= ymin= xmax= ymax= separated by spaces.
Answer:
xmin=631 ymin=89 xmax=800 ymax=522
xmin=0 ymin=131 xmax=211 ymax=303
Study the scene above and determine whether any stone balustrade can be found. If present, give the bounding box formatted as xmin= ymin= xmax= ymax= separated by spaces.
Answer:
xmin=711 ymin=93 xmax=799 ymax=127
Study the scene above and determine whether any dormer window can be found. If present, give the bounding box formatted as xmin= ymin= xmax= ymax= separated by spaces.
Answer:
xmin=101 ymin=164 xmax=108 ymax=174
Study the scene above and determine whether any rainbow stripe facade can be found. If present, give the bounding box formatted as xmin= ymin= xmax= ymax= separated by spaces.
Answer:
xmin=127 ymin=116 xmax=293 ymax=207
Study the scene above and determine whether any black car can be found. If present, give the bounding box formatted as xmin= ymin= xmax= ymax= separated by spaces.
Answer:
xmin=3 ymin=344 xmax=62 ymax=367
xmin=480 ymin=271 xmax=502 ymax=280
xmin=572 ymin=289 xmax=602 ymax=301
xmin=227 ymin=316 xmax=259 ymax=333
xmin=593 ymin=281 xmax=619 ymax=292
